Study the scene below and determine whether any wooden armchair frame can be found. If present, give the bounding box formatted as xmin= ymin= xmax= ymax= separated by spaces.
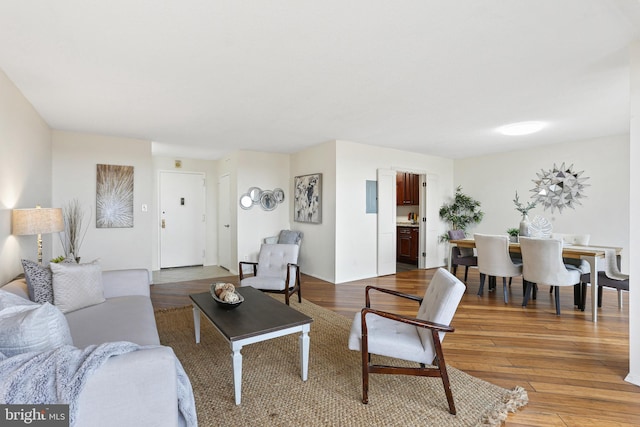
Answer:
xmin=239 ymin=260 xmax=302 ymax=305
xmin=359 ymin=285 xmax=457 ymax=415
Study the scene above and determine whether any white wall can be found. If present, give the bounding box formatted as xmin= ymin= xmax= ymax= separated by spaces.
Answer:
xmin=454 ymin=135 xmax=630 ymax=269
xmin=52 ymin=131 xmax=153 ymax=271
xmin=334 ymin=140 xmax=454 ymax=283
xmin=627 ymin=41 xmax=640 ymax=387
xmin=290 ymin=141 xmax=337 ymax=282
xmin=229 ymin=151 xmax=291 ymax=274
xmin=151 ymin=156 xmax=218 ymax=270
xmin=0 ymin=69 xmax=52 ymax=284
xmin=218 ymin=150 xmax=290 ymax=274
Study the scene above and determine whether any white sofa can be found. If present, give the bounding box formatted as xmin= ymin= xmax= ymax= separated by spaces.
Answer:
xmin=1 ymin=269 xmax=190 ymax=427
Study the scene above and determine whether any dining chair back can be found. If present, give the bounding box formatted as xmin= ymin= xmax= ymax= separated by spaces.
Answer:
xmin=448 ymin=229 xmax=477 ymax=283
xmin=474 ymin=234 xmax=522 ymax=303
xmin=580 ymin=249 xmax=629 ymax=309
xmin=519 ymin=237 xmax=581 ymax=315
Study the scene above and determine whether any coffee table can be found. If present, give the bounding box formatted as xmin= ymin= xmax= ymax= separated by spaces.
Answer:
xmin=189 ymin=287 xmax=312 ymax=405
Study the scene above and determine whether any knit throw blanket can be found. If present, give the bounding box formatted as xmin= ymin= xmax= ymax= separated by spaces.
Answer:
xmin=0 ymin=342 xmax=197 ymax=427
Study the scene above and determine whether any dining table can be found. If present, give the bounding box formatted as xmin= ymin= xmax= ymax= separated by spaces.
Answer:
xmin=448 ymin=238 xmax=623 ymax=323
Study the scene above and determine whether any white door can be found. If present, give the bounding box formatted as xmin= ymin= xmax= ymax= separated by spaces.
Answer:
xmin=159 ymin=172 xmax=206 ymax=268
xmin=218 ymin=174 xmax=231 ymax=271
xmin=377 ymin=168 xmax=397 ymax=276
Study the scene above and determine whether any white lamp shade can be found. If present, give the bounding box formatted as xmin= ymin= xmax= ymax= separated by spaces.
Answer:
xmin=12 ymin=208 xmax=64 ymax=236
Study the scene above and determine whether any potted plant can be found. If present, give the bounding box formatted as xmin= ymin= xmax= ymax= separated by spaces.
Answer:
xmin=439 ymin=186 xmax=484 ymax=241
xmin=506 ymin=228 xmax=519 ymax=243
xmin=60 ymin=199 xmax=90 ymax=261
xmin=513 ymin=191 xmax=537 ymax=237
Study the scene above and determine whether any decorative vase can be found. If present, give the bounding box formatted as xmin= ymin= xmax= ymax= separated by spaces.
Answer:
xmin=519 ymin=214 xmax=530 ymax=237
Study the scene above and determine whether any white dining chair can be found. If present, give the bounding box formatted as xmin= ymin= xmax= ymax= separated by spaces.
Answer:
xmin=519 ymin=237 xmax=582 ymax=315
xmin=474 ymin=234 xmax=522 ymax=304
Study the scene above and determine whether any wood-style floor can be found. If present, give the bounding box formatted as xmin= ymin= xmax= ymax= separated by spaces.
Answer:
xmin=150 ymin=267 xmax=639 ymax=426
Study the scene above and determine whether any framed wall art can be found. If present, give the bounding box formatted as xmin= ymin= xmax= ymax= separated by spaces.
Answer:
xmin=96 ymin=164 xmax=134 ymax=228
xmin=294 ymin=173 xmax=322 ymax=224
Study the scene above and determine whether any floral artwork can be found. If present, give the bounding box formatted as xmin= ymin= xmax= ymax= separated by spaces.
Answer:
xmin=294 ymin=173 xmax=322 ymax=224
xmin=96 ymin=164 xmax=134 ymax=228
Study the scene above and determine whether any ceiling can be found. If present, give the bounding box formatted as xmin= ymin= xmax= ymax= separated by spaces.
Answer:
xmin=1 ymin=1 xmax=640 ymax=160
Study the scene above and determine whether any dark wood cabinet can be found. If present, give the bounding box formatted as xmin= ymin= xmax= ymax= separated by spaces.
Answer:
xmin=397 ymin=226 xmax=419 ymax=264
xmin=396 ymin=172 xmax=420 ymax=205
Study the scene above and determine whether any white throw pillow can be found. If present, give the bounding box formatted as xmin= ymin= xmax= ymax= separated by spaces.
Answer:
xmin=51 ymin=260 xmax=106 ymax=314
xmin=0 ymin=290 xmax=73 ymax=357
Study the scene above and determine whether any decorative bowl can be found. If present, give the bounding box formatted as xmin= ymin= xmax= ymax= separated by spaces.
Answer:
xmin=209 ymin=283 xmax=244 ymax=309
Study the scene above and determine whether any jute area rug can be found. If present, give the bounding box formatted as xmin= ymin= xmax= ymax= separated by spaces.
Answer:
xmin=155 ymin=295 xmax=527 ymax=427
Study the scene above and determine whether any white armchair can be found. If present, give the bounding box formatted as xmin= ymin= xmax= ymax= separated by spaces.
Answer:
xmin=239 ymin=243 xmax=301 ymax=305
xmin=347 ymin=268 xmax=465 ymax=414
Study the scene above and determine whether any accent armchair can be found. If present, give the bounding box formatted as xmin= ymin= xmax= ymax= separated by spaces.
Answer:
xmin=239 ymin=243 xmax=301 ymax=305
xmin=348 ymin=268 xmax=465 ymax=415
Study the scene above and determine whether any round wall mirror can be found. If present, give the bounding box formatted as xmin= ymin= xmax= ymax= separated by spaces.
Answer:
xmin=248 ymin=187 xmax=262 ymax=204
xmin=273 ymin=188 xmax=285 ymax=203
xmin=260 ymin=191 xmax=277 ymax=211
xmin=239 ymin=194 xmax=253 ymax=210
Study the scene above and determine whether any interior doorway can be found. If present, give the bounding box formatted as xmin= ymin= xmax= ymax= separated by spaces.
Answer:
xmin=396 ymin=170 xmax=423 ymax=273
xmin=159 ymin=171 xmax=206 ymax=268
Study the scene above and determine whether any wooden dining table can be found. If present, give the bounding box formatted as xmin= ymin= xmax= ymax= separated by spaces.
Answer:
xmin=448 ymin=238 xmax=623 ymax=323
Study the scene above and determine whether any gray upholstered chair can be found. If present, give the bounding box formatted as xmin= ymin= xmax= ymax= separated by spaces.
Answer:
xmin=519 ymin=237 xmax=581 ymax=315
xmin=448 ymin=229 xmax=477 ymax=283
xmin=347 ymin=268 xmax=465 ymax=415
xmin=474 ymin=234 xmax=522 ymax=304
xmin=263 ymin=229 xmax=303 ymax=246
xmin=239 ymin=243 xmax=301 ymax=305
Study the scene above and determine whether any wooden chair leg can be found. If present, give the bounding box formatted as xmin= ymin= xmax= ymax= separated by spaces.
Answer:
xmin=598 ymin=285 xmax=603 ymax=308
xmin=522 ymin=281 xmax=533 ymax=307
xmin=452 ymin=265 xmax=458 ymax=277
xmin=361 ymin=315 xmax=370 ymax=404
xmin=463 ymin=266 xmax=469 ymax=283
xmin=432 ymin=331 xmax=456 ymax=415
xmin=554 ymin=286 xmax=561 ymax=315
xmin=478 ymin=273 xmax=486 ymax=296
xmin=502 ymin=277 xmax=508 ymax=304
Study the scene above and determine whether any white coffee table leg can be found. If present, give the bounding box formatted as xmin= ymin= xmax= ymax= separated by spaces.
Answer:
xmin=231 ymin=344 xmax=243 ymax=405
xmin=299 ymin=324 xmax=310 ymax=381
xmin=192 ymin=306 xmax=201 ymax=344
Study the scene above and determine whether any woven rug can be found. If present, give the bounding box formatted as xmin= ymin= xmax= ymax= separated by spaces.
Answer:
xmin=155 ymin=296 xmax=527 ymax=426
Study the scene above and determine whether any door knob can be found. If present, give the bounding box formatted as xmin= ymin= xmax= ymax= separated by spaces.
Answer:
xmin=224 ymin=224 xmax=230 ymax=228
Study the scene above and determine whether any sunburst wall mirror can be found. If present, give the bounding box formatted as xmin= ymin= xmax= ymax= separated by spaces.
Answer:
xmin=530 ymin=163 xmax=590 ymax=213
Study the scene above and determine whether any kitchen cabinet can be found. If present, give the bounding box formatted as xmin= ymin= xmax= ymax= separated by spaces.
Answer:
xmin=396 ymin=172 xmax=420 ymax=205
xmin=397 ymin=226 xmax=419 ymax=264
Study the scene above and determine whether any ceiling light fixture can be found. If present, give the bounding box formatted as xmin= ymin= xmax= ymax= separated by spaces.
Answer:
xmin=496 ymin=121 xmax=546 ymax=136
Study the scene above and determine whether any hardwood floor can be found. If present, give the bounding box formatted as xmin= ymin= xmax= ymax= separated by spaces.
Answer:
xmin=150 ymin=268 xmax=639 ymax=426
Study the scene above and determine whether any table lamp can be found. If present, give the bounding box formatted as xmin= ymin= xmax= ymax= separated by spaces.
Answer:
xmin=12 ymin=206 xmax=65 ymax=264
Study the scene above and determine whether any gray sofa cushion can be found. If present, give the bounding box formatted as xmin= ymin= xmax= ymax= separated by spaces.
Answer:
xmin=65 ymin=296 xmax=160 ymax=348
